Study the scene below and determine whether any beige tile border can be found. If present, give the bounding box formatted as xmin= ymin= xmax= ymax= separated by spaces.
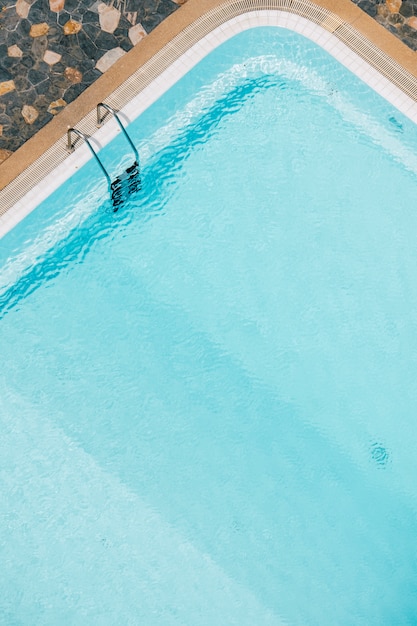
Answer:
xmin=1 ymin=0 xmax=417 ymax=231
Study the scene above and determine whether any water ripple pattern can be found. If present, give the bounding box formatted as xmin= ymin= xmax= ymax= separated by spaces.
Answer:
xmin=2 ymin=27 xmax=417 ymax=625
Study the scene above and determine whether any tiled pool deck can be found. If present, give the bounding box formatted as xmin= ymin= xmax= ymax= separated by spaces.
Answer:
xmin=1 ymin=0 xmax=417 ymax=212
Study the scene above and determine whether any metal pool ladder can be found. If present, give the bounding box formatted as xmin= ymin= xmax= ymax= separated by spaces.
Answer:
xmin=66 ymin=103 xmax=141 ymax=211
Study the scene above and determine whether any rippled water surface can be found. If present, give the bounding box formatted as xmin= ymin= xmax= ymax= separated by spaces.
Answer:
xmin=2 ymin=27 xmax=417 ymax=625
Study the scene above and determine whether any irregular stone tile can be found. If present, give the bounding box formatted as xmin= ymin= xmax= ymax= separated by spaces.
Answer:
xmin=0 ymin=68 xmax=13 ymax=82
xmin=2 ymin=10 xmax=19 ymax=33
xmin=31 ymin=35 xmax=48 ymax=62
xmin=0 ymin=80 xmax=16 ymax=96
xmin=63 ymin=19 xmax=82 ymax=35
xmin=44 ymin=83 xmax=64 ymax=101
xmin=400 ymin=2 xmax=414 ymax=18
xmin=37 ymin=79 xmax=52 ymax=96
xmin=407 ymin=16 xmax=417 ymax=28
xmin=142 ymin=10 xmax=172 ymax=33
xmin=88 ymin=0 xmax=101 ymax=12
xmin=386 ymin=0 xmax=402 ymax=12
xmin=0 ymin=148 xmax=12 ymax=164
xmin=16 ymin=17 xmax=31 ymax=39
xmin=82 ymin=21 xmax=99 ymax=38
xmin=376 ymin=5 xmax=387 ymax=17
xmin=404 ymin=35 xmax=417 ymax=50
xmin=30 ymin=23 xmax=49 ymax=37
xmin=98 ymin=3 xmax=121 ymax=34
xmin=43 ymin=50 xmax=62 ymax=65
xmin=64 ymin=82 xmax=84 ymax=102
xmin=116 ymin=36 xmax=133 ymax=54
xmin=81 ymin=68 xmax=100 ymax=85
xmin=7 ymin=44 xmax=23 ymax=58
xmin=0 ymin=125 xmax=2 ymax=136
xmin=388 ymin=11 xmax=405 ymax=26
xmin=16 ymin=0 xmax=30 ymax=19
xmin=20 ymin=59 xmax=35 ymax=75
xmin=95 ymin=46 xmax=125 ymax=73
xmin=128 ymin=23 xmax=146 ymax=45
xmin=28 ymin=4 xmax=48 ymax=24
xmin=49 ymin=0 xmax=65 ymax=12
xmin=47 ymin=98 xmax=66 ymax=114
xmin=57 ymin=11 xmax=70 ymax=26
xmin=126 ymin=12 xmax=137 ymax=25
xmin=75 ymin=30 xmax=98 ymax=59
xmin=64 ymin=0 xmax=80 ymax=11
xmin=46 ymin=23 xmax=60 ymax=40
xmin=21 ymin=104 xmax=39 ymax=124
xmin=28 ymin=68 xmax=48 ymax=85
xmin=13 ymin=74 xmax=30 ymax=91
xmin=64 ymin=66 xmax=82 ymax=83
xmin=95 ymin=30 xmax=118 ymax=51
xmin=34 ymin=94 xmax=49 ymax=112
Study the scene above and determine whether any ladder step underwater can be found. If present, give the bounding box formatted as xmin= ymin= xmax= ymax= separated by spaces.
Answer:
xmin=110 ymin=160 xmax=141 ymax=211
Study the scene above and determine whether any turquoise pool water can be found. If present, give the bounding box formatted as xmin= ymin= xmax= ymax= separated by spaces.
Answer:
xmin=2 ymin=27 xmax=417 ymax=624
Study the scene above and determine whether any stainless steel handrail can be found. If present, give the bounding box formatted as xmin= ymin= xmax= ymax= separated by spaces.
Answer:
xmin=96 ymin=103 xmax=139 ymax=163
xmin=66 ymin=127 xmax=112 ymax=190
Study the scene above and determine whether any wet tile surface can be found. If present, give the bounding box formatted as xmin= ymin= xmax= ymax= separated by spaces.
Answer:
xmin=0 ymin=0 xmax=416 ymax=161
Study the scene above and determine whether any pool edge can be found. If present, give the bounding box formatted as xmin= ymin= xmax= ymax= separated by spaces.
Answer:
xmin=1 ymin=0 xmax=416 ymax=229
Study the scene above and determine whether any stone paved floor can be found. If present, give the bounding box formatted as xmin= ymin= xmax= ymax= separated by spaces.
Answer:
xmin=353 ymin=0 xmax=417 ymax=48
xmin=0 ymin=0 xmax=180 ymax=161
xmin=0 ymin=0 xmax=417 ymax=164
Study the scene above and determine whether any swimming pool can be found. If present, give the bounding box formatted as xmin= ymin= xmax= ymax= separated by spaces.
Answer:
xmin=2 ymin=24 xmax=417 ymax=624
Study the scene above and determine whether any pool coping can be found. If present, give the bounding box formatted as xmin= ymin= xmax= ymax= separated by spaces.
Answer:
xmin=1 ymin=0 xmax=417 ymax=230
